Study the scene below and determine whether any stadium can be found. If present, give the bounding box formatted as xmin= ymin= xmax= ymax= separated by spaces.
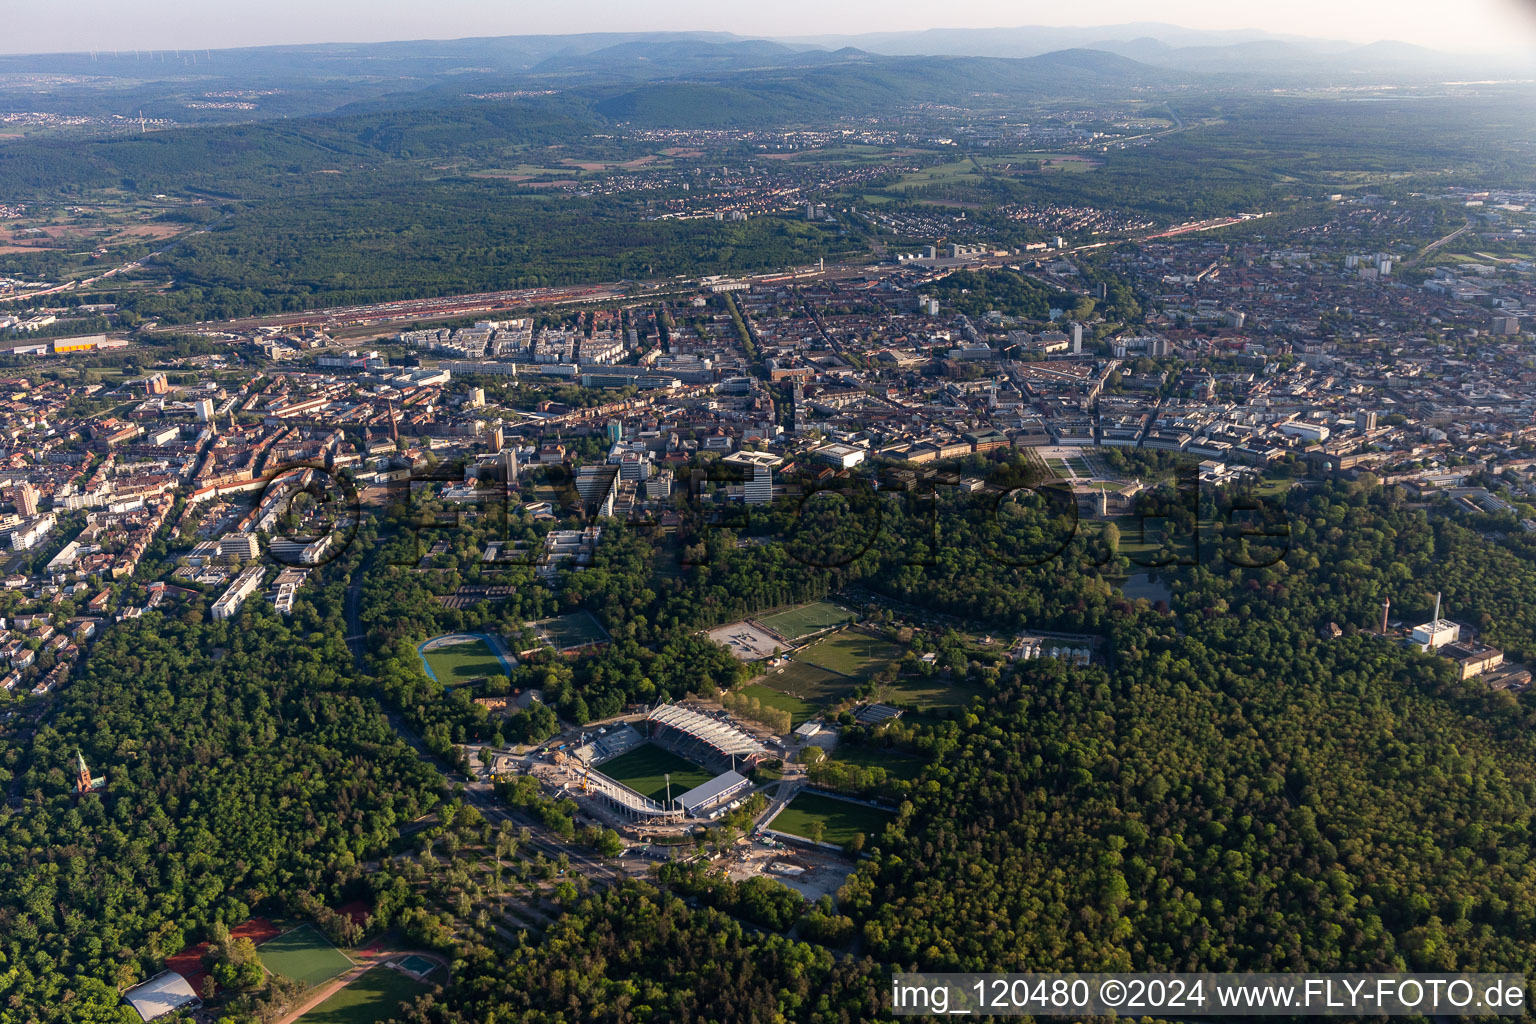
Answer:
xmin=558 ymin=704 xmax=768 ymax=822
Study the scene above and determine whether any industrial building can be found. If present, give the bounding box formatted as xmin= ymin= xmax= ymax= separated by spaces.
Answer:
xmin=1410 ymin=593 xmax=1460 ymax=651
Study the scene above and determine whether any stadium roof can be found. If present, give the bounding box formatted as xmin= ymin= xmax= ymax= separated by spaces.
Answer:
xmin=124 ymin=972 xmax=200 ymax=1022
xmin=677 ymin=770 xmax=751 ymax=815
xmin=649 ymin=704 xmax=767 ymax=759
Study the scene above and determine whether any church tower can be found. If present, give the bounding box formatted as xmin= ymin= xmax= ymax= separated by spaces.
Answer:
xmin=75 ymin=750 xmax=92 ymax=794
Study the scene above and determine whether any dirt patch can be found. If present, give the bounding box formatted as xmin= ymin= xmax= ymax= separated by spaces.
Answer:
xmin=161 ymin=917 xmax=281 ymax=996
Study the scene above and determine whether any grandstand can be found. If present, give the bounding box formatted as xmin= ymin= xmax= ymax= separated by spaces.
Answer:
xmin=853 ymin=703 xmax=903 ymax=726
xmin=577 ymin=766 xmax=683 ymax=822
xmin=567 ymin=725 xmax=686 ymax=821
xmin=649 ymin=704 xmax=769 ymax=764
xmin=574 ymin=724 xmax=645 ymax=765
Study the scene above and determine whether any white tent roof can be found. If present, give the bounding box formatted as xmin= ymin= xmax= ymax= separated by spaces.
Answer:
xmin=124 ymin=972 xmax=200 ymax=1022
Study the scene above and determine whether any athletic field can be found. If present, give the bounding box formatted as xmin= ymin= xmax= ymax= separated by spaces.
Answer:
xmin=830 ymin=745 xmax=926 ymax=781
xmin=768 ymin=792 xmax=895 ymax=846
xmin=756 ymin=601 xmax=856 ymax=642
xmin=597 ymin=744 xmax=714 ymax=804
xmin=795 ymin=628 xmax=904 ymax=678
xmin=257 ymin=924 xmax=352 ymax=987
xmin=418 ymin=635 xmax=510 ymax=683
xmin=746 ymin=659 xmax=855 ymax=726
xmin=530 ymin=611 xmax=609 ymax=652
xmin=740 ymin=683 xmax=819 ymax=728
xmin=299 ymin=965 xmax=428 ymax=1024
xmin=879 ymin=674 xmax=986 ymax=711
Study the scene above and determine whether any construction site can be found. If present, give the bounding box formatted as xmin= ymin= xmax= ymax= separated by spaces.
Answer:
xmin=533 ymin=703 xmax=775 ymax=837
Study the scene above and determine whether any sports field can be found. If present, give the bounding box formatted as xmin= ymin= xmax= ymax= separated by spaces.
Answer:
xmin=740 ymin=683 xmax=819 ymax=728
xmin=795 ymin=628 xmax=904 ymax=678
xmin=831 ymin=745 xmax=926 ymax=781
xmin=530 ymin=611 xmax=609 ymax=651
xmin=418 ymin=636 xmax=510 ymax=683
xmin=258 ymin=924 xmax=352 ymax=987
xmin=597 ymin=744 xmax=714 ymax=804
xmin=756 ymin=601 xmax=856 ymax=642
xmin=769 ymin=792 xmax=895 ymax=846
xmin=746 ymin=659 xmax=856 ymax=726
xmin=299 ymin=965 xmax=429 ymax=1024
xmin=878 ymin=675 xmax=986 ymax=711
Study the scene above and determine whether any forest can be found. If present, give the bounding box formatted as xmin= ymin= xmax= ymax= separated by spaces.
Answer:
xmin=0 ymin=589 xmax=442 ymax=1022
xmin=337 ymin=473 xmax=1536 ymax=1023
xmin=118 ymin=188 xmax=852 ymax=323
xmin=396 ymin=883 xmax=888 ymax=1024
xmin=4 ymin=450 xmax=1536 ymax=1022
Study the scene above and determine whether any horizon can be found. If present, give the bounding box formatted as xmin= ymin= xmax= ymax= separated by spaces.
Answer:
xmin=3 ymin=2 xmax=1536 ymax=58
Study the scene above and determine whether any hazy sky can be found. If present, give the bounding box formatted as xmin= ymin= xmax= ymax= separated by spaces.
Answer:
xmin=4 ymin=0 xmax=1536 ymax=56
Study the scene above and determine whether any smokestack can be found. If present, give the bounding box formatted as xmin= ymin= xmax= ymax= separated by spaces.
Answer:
xmin=1381 ymin=597 xmax=1390 ymax=634
xmin=1434 ymin=591 xmax=1442 ymax=623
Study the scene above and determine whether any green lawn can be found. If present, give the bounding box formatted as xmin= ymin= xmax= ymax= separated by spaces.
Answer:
xmin=757 ymin=601 xmax=857 ymax=642
xmin=741 ymin=682 xmax=821 ymax=729
xmin=795 ymin=628 xmax=904 ymax=678
xmin=830 ymin=745 xmax=926 ymax=781
xmin=258 ymin=924 xmax=353 ymax=987
xmin=745 ymin=657 xmax=858 ymax=727
xmin=299 ymin=965 xmax=428 ymax=1024
xmin=1108 ymin=515 xmax=1213 ymax=566
xmin=893 ymin=159 xmax=977 ymax=189
xmin=1252 ymin=476 xmax=1297 ymax=499
xmin=419 ymin=637 xmax=507 ymax=684
xmin=768 ymin=792 xmax=895 ymax=846
xmin=876 ymin=674 xmax=986 ymax=711
xmin=598 ymin=744 xmax=714 ymax=804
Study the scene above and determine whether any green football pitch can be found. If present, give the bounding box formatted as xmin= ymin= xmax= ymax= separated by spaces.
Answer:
xmin=597 ymin=744 xmax=714 ymax=804
xmin=769 ymin=792 xmax=895 ymax=846
xmin=419 ymin=636 xmax=508 ymax=683
xmin=794 ymin=628 xmax=904 ymax=678
xmin=299 ymin=965 xmax=428 ymax=1024
xmin=756 ymin=601 xmax=856 ymax=642
xmin=745 ymin=659 xmax=856 ymax=727
xmin=258 ymin=924 xmax=352 ymax=987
